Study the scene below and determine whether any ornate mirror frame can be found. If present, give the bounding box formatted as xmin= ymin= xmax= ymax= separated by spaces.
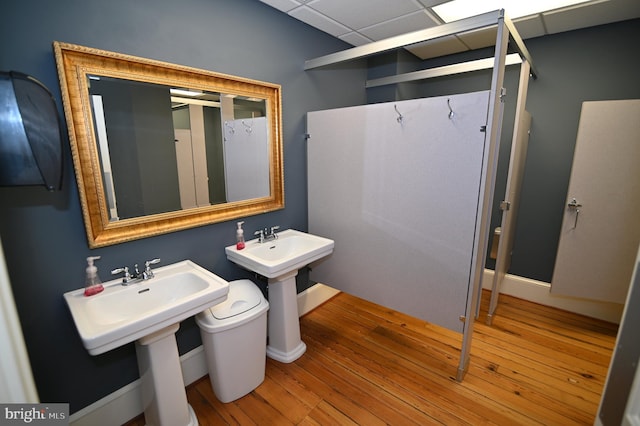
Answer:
xmin=53 ymin=42 xmax=284 ymax=248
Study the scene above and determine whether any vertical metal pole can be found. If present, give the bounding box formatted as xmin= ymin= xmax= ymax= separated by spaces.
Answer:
xmin=457 ymin=12 xmax=509 ymax=382
xmin=486 ymin=60 xmax=532 ymax=325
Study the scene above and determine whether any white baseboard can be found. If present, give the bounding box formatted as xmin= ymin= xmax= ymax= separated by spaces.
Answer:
xmin=297 ymin=282 xmax=341 ymax=316
xmin=302 ymin=274 xmax=623 ymax=323
xmin=69 ymin=283 xmax=338 ymax=426
xmin=482 ymin=269 xmax=624 ymax=324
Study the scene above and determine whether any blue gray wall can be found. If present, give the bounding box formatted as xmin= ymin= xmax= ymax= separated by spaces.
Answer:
xmin=1 ymin=0 xmax=639 ymax=415
xmin=0 ymin=0 xmax=366 ymax=413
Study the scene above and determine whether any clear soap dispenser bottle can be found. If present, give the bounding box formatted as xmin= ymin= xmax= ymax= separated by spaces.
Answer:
xmin=236 ymin=221 xmax=245 ymax=250
xmin=84 ymin=256 xmax=104 ymax=296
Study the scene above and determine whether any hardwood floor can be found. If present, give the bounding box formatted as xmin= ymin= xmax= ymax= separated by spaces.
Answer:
xmin=126 ymin=290 xmax=618 ymax=425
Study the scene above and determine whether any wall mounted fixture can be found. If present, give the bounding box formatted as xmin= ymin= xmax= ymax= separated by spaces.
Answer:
xmin=0 ymin=71 xmax=63 ymax=191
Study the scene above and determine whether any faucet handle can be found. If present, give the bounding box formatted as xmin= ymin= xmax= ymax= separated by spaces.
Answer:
xmin=111 ymin=266 xmax=131 ymax=283
xmin=111 ymin=266 xmax=129 ymax=276
xmin=270 ymin=226 xmax=280 ymax=238
xmin=144 ymin=258 xmax=160 ymax=279
xmin=145 ymin=258 xmax=161 ymax=269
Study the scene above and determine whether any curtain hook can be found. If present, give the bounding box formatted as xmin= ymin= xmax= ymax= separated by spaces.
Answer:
xmin=394 ymin=105 xmax=403 ymax=124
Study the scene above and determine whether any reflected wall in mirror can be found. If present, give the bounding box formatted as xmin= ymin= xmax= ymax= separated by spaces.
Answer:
xmin=54 ymin=42 xmax=284 ymax=248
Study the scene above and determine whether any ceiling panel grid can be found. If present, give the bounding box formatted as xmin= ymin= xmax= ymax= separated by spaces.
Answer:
xmin=260 ymin=0 xmax=640 ymax=60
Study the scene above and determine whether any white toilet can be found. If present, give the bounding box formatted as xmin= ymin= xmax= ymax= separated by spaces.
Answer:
xmin=195 ymin=279 xmax=269 ymax=403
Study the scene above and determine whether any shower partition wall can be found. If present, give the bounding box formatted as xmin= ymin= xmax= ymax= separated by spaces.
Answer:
xmin=308 ymin=91 xmax=490 ymax=332
xmin=305 ymin=10 xmax=535 ymax=381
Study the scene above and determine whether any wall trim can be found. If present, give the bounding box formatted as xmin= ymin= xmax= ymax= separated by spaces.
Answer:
xmin=481 ymin=269 xmax=623 ymax=324
xmin=69 ymin=283 xmax=339 ymax=426
xmin=297 ymin=282 xmax=341 ymax=316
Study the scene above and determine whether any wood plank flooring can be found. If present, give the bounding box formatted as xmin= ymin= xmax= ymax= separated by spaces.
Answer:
xmin=126 ymin=290 xmax=617 ymax=425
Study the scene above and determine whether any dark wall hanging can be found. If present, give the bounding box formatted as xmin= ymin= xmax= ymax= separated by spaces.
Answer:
xmin=0 ymin=71 xmax=63 ymax=191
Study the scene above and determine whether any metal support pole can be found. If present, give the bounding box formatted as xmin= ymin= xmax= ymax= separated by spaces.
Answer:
xmin=457 ymin=13 xmax=509 ymax=383
xmin=486 ymin=60 xmax=532 ymax=326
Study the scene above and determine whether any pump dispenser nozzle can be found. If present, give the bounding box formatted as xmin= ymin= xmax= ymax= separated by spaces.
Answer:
xmin=84 ymin=256 xmax=104 ymax=296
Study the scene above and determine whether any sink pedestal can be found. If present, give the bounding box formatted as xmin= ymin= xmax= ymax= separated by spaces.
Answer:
xmin=224 ymin=229 xmax=334 ymax=363
xmin=266 ymin=270 xmax=306 ymax=363
xmin=136 ymin=323 xmax=197 ymax=426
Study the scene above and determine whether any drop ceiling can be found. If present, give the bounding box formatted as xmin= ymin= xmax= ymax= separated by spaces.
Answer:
xmin=259 ymin=0 xmax=640 ymax=59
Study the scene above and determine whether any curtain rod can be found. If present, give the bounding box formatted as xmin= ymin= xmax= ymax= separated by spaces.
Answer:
xmin=304 ymin=10 xmax=537 ymax=79
xmin=365 ymin=53 xmax=523 ymax=88
xmin=304 ymin=10 xmax=502 ymax=70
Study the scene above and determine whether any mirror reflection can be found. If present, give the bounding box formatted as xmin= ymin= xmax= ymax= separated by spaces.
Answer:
xmin=53 ymin=41 xmax=284 ymax=248
xmin=88 ymin=75 xmax=270 ymax=221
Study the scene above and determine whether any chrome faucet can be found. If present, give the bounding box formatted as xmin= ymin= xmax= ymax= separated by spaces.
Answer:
xmin=254 ymin=229 xmax=265 ymax=243
xmin=112 ymin=258 xmax=161 ymax=285
xmin=111 ymin=266 xmax=133 ymax=284
xmin=254 ymin=226 xmax=279 ymax=243
xmin=142 ymin=258 xmax=161 ymax=279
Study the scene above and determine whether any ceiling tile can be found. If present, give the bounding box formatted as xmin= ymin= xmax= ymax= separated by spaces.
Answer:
xmin=339 ymin=32 xmax=374 ymax=46
xmin=359 ymin=11 xmax=439 ymax=41
xmin=289 ymin=5 xmax=351 ymax=37
xmin=259 ymin=0 xmax=303 ymax=13
xmin=307 ymin=0 xmax=422 ymax=30
xmin=261 ymin=0 xmax=638 ymax=62
xmin=514 ymin=15 xmax=547 ymax=39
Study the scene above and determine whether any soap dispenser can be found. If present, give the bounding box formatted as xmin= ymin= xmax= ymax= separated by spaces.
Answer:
xmin=236 ymin=221 xmax=245 ymax=250
xmin=84 ymin=256 xmax=104 ymax=296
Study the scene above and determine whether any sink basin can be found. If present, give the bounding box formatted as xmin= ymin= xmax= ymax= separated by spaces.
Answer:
xmin=225 ymin=229 xmax=334 ymax=279
xmin=64 ymin=260 xmax=229 ymax=355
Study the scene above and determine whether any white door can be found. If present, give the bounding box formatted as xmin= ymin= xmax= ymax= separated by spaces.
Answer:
xmin=551 ymin=100 xmax=640 ymax=304
xmin=0 ymin=236 xmax=39 ymax=402
xmin=174 ymin=128 xmax=198 ymax=210
xmin=174 ymin=105 xmax=211 ymax=210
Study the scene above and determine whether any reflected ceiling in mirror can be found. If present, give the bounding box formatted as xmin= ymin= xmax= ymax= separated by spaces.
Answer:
xmin=54 ymin=42 xmax=284 ymax=247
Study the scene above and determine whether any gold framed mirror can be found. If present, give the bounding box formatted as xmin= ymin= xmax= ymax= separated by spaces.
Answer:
xmin=53 ymin=42 xmax=284 ymax=248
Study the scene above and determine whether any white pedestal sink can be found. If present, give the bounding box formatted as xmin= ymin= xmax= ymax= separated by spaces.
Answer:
xmin=225 ymin=229 xmax=334 ymax=363
xmin=64 ymin=260 xmax=229 ymax=426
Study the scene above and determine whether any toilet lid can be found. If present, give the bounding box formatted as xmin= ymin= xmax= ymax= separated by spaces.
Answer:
xmin=210 ymin=280 xmax=262 ymax=320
